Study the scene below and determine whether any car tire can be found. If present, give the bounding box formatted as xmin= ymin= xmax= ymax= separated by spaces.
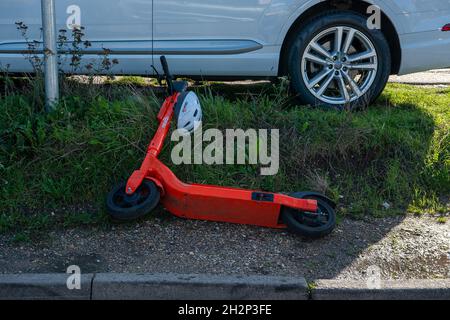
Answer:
xmin=287 ymin=10 xmax=391 ymax=109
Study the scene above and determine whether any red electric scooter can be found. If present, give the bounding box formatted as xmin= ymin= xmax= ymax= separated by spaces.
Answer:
xmin=106 ymin=56 xmax=336 ymax=238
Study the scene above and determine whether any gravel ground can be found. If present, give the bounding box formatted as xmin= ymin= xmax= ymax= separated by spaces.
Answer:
xmin=0 ymin=214 xmax=448 ymax=281
xmin=389 ymin=69 xmax=450 ymax=85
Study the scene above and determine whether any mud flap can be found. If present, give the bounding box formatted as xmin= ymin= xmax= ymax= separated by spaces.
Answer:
xmin=289 ymin=192 xmax=336 ymax=209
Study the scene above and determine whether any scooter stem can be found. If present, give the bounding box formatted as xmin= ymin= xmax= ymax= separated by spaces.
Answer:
xmin=125 ymin=93 xmax=178 ymax=195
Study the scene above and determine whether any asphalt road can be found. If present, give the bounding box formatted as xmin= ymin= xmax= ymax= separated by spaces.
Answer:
xmin=389 ymin=69 xmax=450 ymax=85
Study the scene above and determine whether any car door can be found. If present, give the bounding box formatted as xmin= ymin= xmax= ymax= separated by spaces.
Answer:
xmin=0 ymin=0 xmax=153 ymax=74
xmin=56 ymin=0 xmax=153 ymax=74
xmin=152 ymin=0 xmax=277 ymax=77
xmin=0 ymin=0 xmax=43 ymax=71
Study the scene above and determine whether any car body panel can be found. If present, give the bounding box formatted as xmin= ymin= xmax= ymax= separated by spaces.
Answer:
xmin=0 ymin=0 xmax=153 ymax=74
xmin=0 ymin=0 xmax=449 ymax=76
xmin=0 ymin=0 xmax=152 ymax=46
xmin=151 ymin=0 xmax=294 ymax=76
xmin=399 ymin=29 xmax=450 ymax=74
xmin=383 ymin=0 xmax=450 ymax=14
xmin=153 ymin=0 xmax=272 ymax=43
xmin=377 ymin=0 xmax=450 ymax=74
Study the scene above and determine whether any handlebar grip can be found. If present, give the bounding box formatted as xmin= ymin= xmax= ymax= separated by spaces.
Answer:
xmin=160 ymin=56 xmax=171 ymax=79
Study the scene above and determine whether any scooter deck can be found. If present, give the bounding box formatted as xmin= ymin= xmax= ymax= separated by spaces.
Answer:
xmin=127 ymin=156 xmax=317 ymax=228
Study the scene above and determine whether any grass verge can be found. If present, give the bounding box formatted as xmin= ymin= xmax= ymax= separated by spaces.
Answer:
xmin=0 ymin=76 xmax=449 ymax=239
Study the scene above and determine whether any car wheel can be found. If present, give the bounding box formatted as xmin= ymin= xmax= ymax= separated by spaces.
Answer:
xmin=287 ymin=11 xmax=391 ymax=109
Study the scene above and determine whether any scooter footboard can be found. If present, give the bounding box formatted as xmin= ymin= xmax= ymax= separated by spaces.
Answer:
xmin=147 ymin=158 xmax=317 ymax=228
xmin=162 ymin=187 xmax=284 ymax=228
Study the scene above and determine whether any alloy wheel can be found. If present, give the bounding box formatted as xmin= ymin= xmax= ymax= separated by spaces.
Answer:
xmin=301 ymin=26 xmax=378 ymax=105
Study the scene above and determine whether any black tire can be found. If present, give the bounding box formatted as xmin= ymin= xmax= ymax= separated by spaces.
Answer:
xmin=287 ymin=10 xmax=391 ymax=109
xmin=281 ymin=194 xmax=336 ymax=238
xmin=106 ymin=180 xmax=160 ymax=221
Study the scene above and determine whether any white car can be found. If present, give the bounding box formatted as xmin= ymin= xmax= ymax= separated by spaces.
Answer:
xmin=1 ymin=0 xmax=449 ymax=108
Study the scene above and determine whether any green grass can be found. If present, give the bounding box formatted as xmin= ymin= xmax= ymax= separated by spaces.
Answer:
xmin=104 ymin=76 xmax=156 ymax=87
xmin=0 ymin=76 xmax=449 ymax=237
xmin=437 ymin=216 xmax=448 ymax=224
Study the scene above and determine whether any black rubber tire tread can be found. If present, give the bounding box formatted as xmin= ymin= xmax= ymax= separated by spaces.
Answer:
xmin=106 ymin=180 xmax=160 ymax=221
xmin=281 ymin=194 xmax=336 ymax=238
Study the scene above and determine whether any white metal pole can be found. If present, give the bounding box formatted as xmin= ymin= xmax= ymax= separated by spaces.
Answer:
xmin=41 ymin=0 xmax=59 ymax=111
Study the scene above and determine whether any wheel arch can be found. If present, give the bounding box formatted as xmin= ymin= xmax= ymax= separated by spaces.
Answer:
xmin=278 ymin=0 xmax=401 ymax=76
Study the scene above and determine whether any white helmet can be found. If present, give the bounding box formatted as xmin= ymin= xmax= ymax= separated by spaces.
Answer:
xmin=175 ymin=91 xmax=202 ymax=134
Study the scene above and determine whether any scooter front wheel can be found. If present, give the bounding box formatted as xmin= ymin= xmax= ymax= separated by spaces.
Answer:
xmin=106 ymin=180 xmax=160 ymax=221
xmin=281 ymin=194 xmax=336 ymax=238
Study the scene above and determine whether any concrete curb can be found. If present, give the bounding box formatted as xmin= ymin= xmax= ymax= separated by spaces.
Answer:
xmin=0 ymin=273 xmax=449 ymax=300
xmin=92 ymin=273 xmax=308 ymax=300
xmin=312 ymin=279 xmax=450 ymax=300
xmin=0 ymin=273 xmax=308 ymax=300
xmin=0 ymin=273 xmax=93 ymax=300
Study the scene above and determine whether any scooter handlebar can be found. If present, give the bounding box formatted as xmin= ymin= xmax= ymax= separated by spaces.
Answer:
xmin=160 ymin=55 xmax=174 ymax=94
xmin=160 ymin=56 xmax=172 ymax=80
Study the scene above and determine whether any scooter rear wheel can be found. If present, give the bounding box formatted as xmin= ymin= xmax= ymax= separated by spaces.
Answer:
xmin=281 ymin=194 xmax=336 ymax=238
xmin=106 ymin=180 xmax=160 ymax=221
